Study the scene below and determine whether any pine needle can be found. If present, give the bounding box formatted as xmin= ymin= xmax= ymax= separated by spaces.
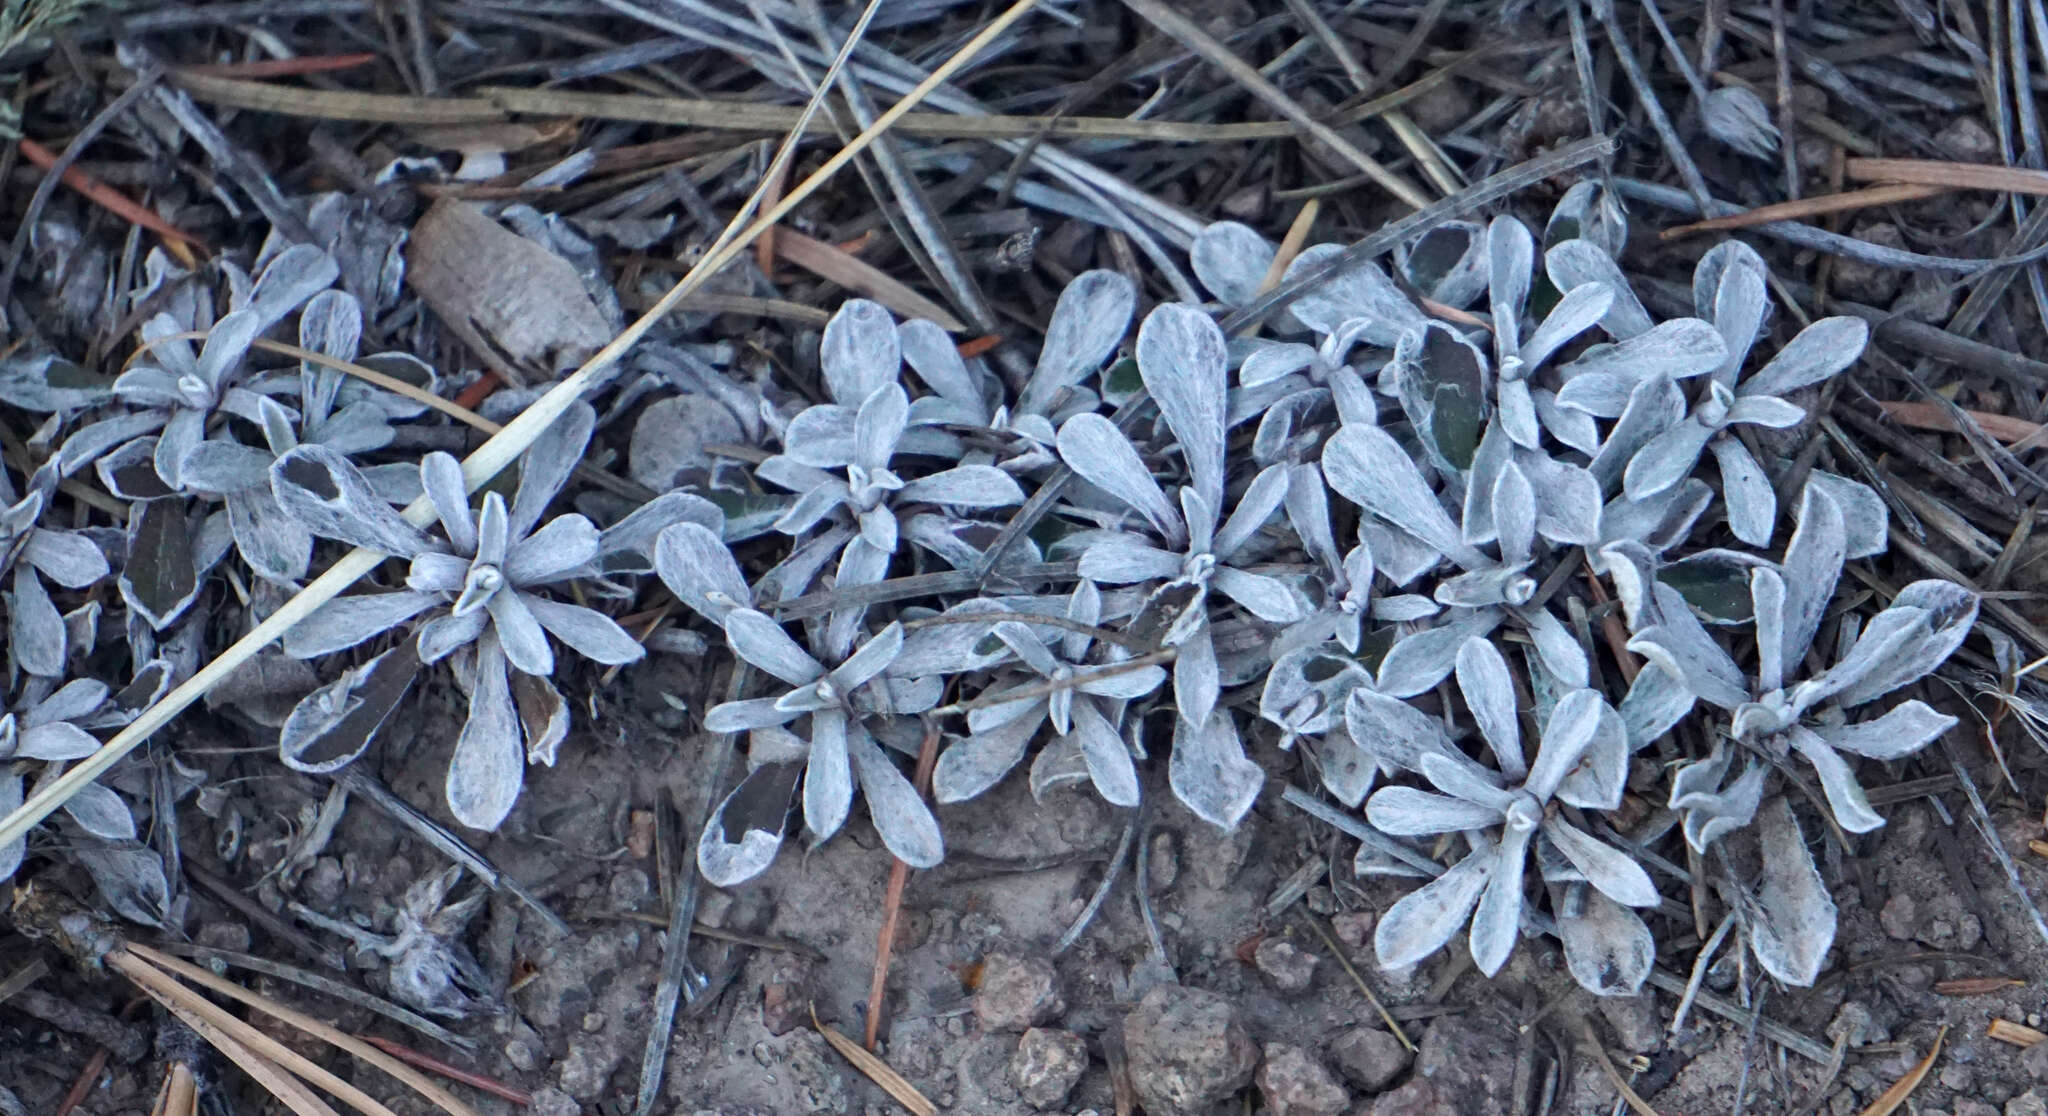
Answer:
xmin=1855 ymin=1025 xmax=1945 ymax=1116
xmin=813 ymin=1007 xmax=937 ymax=1116
xmin=122 ymin=943 xmax=481 ymax=1116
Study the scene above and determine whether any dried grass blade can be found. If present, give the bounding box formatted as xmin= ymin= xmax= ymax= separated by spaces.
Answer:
xmin=490 ymin=85 xmax=1161 ymax=139
xmin=1298 ymin=915 xmax=1414 ymax=1051
xmin=358 ymin=1037 xmax=531 ymax=1106
xmin=112 ymin=951 xmax=403 ymax=1116
xmin=152 ymin=1063 xmax=198 ymax=1116
xmin=335 ymin=771 xmax=569 ymax=936
xmin=774 ymin=229 xmax=968 ymax=331
xmin=1990 ymin=1019 xmax=2048 ymax=1047
xmin=16 ymin=138 xmax=209 ymax=251
xmin=485 ymin=80 xmax=1459 ymax=141
xmin=812 ymin=1008 xmax=937 ymax=1116
xmin=1642 ymin=969 xmax=1835 ymax=1063
xmin=0 ymin=0 xmax=1046 ymax=852
xmin=1933 ymin=977 xmax=2023 ymax=996
xmin=864 ymin=719 xmax=943 ymax=1050
xmin=122 ymin=943 xmax=480 ymax=1116
xmin=1848 ymin=157 xmax=2048 ymax=196
xmin=1579 ymin=1016 xmax=1661 ymax=1116
xmin=1278 ymin=0 xmax=1456 ymax=194
xmin=147 ymin=941 xmax=472 ymax=1051
xmin=1117 ymin=0 xmax=1430 ymax=209
xmin=107 ymin=952 xmax=343 ymax=1116
xmin=1254 ymin=199 xmax=1321 ymax=300
xmin=127 ymin=332 xmax=501 ymax=436
xmin=1661 ymin=184 xmax=1949 ymax=239
xmin=179 ymin=54 xmax=379 ymax=79
xmin=1876 ymin=399 xmax=2048 ymax=448
xmin=793 ymin=13 xmax=998 ymax=342
xmin=168 ymin=69 xmax=503 ymax=124
xmin=0 ymin=958 xmax=47 ymax=1006
xmin=1854 ymin=1025 xmax=1945 ymax=1116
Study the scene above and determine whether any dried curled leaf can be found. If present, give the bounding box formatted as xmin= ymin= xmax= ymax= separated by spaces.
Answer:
xmin=279 ymin=637 xmax=421 ymax=774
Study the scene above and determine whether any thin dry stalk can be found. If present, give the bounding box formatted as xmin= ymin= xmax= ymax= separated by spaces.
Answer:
xmin=1848 ymin=156 xmax=2048 ymax=195
xmin=1299 ymin=915 xmax=1416 ymax=1051
xmin=772 ymin=228 xmax=969 ymax=330
xmin=1661 ymin=183 xmax=1950 ymax=238
xmin=1990 ymin=1019 xmax=2048 ymax=1047
xmin=122 ymin=942 xmax=480 ymax=1116
xmin=1255 ymin=198 xmax=1322 ymax=299
xmin=1854 ymin=1026 xmax=1945 ymax=1116
xmin=112 ymin=950 xmax=404 ymax=1116
xmin=110 ymin=953 xmax=342 ymax=1116
xmin=864 ymin=718 xmax=943 ymax=1050
xmin=147 ymin=942 xmax=468 ymax=1050
xmin=128 ymin=332 xmax=498 ymax=434
xmin=358 ymin=1037 xmax=532 ymax=1106
xmin=173 ymin=70 xmax=1456 ymax=143
xmin=1643 ymin=969 xmax=1835 ymax=1063
xmin=149 ymin=1063 xmax=198 ymax=1116
xmin=0 ymin=958 xmax=47 ymax=1006
xmin=813 ymin=1007 xmax=938 ymax=1116
xmin=1579 ymin=1016 xmax=1661 ymax=1116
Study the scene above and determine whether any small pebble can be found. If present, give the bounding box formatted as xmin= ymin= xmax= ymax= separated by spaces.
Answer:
xmin=626 ymin=809 xmax=655 ymax=859
xmin=1011 ymin=1027 xmax=1088 ymax=1109
xmin=1147 ymin=831 xmax=1179 ymax=894
xmin=607 ymin=867 xmax=649 ymax=909
xmin=1257 ymin=1043 xmax=1350 ymax=1116
xmin=1252 ymin=937 xmax=1319 ymax=994
xmin=891 ymin=909 xmax=932 ymax=951
xmin=974 ymin=953 xmax=1065 ymax=1032
xmin=1828 ymin=1002 xmax=1888 ymax=1049
xmin=759 ymin=951 xmax=816 ymax=1037
xmin=528 ymin=1088 xmax=581 ymax=1116
xmin=505 ymin=1038 xmax=541 ymax=1073
xmin=1331 ymin=910 xmax=1375 ymax=954
xmin=1879 ymin=894 xmax=1921 ymax=941
xmin=2021 ymin=1040 xmax=2048 ymax=1083
xmin=1596 ymin=991 xmax=1661 ymax=1053
xmin=1221 ymin=186 xmax=1265 ymax=221
xmin=1329 ymin=1026 xmax=1411 ymax=1093
xmin=194 ymin=921 xmax=251 ymax=953
xmin=1938 ymin=116 xmax=1999 ymax=163
xmin=1831 ymin=224 xmax=1906 ymax=307
xmin=1123 ymin=985 xmax=1257 ymax=1116
xmin=1367 ymin=1079 xmax=1458 ymax=1116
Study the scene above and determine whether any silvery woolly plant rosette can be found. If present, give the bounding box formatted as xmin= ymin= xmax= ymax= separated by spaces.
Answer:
xmin=267 ymin=402 xmax=645 ymax=830
xmin=247 ymin=198 xmax=1968 ymax=1003
xmin=0 ymin=169 xmax=1993 ymax=1017
xmin=1169 ymin=187 xmax=1975 ymax=997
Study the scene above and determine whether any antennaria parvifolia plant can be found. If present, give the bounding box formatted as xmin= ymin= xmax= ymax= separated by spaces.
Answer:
xmin=0 ymin=172 xmax=1993 ymax=1016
